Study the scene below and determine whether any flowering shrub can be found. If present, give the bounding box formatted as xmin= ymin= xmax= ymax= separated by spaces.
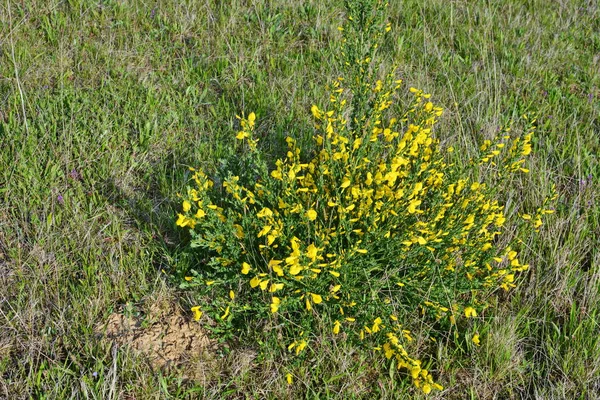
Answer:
xmin=175 ymin=0 xmax=553 ymax=394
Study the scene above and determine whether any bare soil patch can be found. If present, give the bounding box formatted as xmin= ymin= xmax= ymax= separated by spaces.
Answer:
xmin=97 ymin=305 xmax=215 ymax=374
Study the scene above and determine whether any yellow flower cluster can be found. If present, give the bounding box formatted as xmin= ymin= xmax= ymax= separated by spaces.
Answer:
xmin=175 ymin=72 xmax=545 ymax=392
xmin=174 ymin=9 xmax=553 ymax=390
xmin=169 ymin=0 xmax=563 ymax=390
xmin=382 ymin=332 xmax=443 ymax=394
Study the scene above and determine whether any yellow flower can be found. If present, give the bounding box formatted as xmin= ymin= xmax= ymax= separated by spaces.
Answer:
xmin=241 ymin=262 xmax=251 ymax=274
xmin=220 ymin=306 xmax=230 ymax=320
xmin=407 ymin=199 xmax=422 ymax=214
xmin=410 ymin=365 xmax=421 ymax=379
xmin=236 ymin=131 xmax=248 ymax=140
xmin=259 ymin=280 xmax=269 ymax=291
xmin=295 ymin=340 xmax=307 ymax=355
xmin=269 ymin=259 xmax=284 ymax=276
xmin=191 ymin=306 xmax=202 ymax=321
xmin=250 ymin=276 xmax=261 ymax=288
xmin=333 ymin=320 xmax=341 ymax=335
xmin=270 ymin=297 xmax=281 ymax=313
xmin=176 ymin=213 xmax=186 ymax=227
xmin=495 ymin=215 xmax=506 ymax=226
xmin=311 ymin=104 xmax=321 ymax=119
xmin=472 ymin=333 xmax=480 ymax=346
xmin=372 ymin=317 xmax=382 ymax=333
xmin=269 ymin=283 xmax=284 ymax=292
xmin=306 ymin=209 xmax=317 ymax=221
xmin=286 ymin=373 xmax=293 ymax=385
xmin=464 ymin=307 xmax=477 ymax=318
xmin=257 ymin=207 xmax=273 ymax=218
xmin=289 ymin=264 xmax=302 ymax=275
xmin=306 ymin=244 xmax=318 ymax=261
xmin=247 ymin=112 xmax=256 ymax=128
xmin=271 ymin=169 xmax=282 ymax=180
xmin=182 ymin=200 xmax=191 ymax=212
xmin=311 ymin=293 xmax=323 ymax=304
xmin=184 ymin=276 xmax=193 ymax=281
xmin=229 ymin=290 xmax=235 ymax=300
xmin=257 ymin=225 xmax=272 ymax=237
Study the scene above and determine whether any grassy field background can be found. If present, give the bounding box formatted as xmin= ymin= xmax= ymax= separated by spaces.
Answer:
xmin=1 ymin=0 xmax=598 ymax=398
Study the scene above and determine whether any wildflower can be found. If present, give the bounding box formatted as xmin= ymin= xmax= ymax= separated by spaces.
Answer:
xmin=176 ymin=214 xmax=196 ymax=228
xmin=269 ymin=259 xmax=284 ymax=276
xmin=333 ymin=320 xmax=341 ymax=335
xmin=422 ymin=383 xmax=432 ymax=394
xmin=286 ymin=373 xmax=293 ymax=385
xmin=221 ymin=306 xmax=230 ymax=320
xmin=241 ymin=262 xmax=251 ymax=274
xmin=191 ymin=306 xmax=202 ymax=321
xmin=464 ymin=307 xmax=477 ymax=318
xmin=269 ymin=283 xmax=284 ymax=292
xmin=296 ymin=340 xmax=307 ymax=354
xmin=311 ymin=293 xmax=323 ymax=304
xmin=248 ymin=112 xmax=256 ymax=128
xmin=173 ymin=14 xmax=541 ymax=394
xmin=257 ymin=225 xmax=272 ymax=237
xmin=372 ymin=317 xmax=383 ymax=333
xmin=270 ymin=297 xmax=281 ymax=313
xmin=306 ymin=244 xmax=319 ymax=261
xmin=289 ymin=264 xmax=302 ymax=275
xmin=311 ymin=105 xmax=321 ymax=119
xmin=250 ymin=276 xmax=261 ymax=288
xmin=407 ymin=199 xmax=422 ymax=214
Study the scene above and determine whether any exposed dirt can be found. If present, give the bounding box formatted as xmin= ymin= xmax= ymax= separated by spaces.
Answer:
xmin=97 ymin=305 xmax=215 ymax=374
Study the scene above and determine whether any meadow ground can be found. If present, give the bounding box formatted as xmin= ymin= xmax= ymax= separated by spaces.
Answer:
xmin=1 ymin=0 xmax=599 ymax=398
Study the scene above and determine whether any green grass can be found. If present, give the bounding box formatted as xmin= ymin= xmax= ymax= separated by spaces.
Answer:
xmin=1 ymin=0 xmax=598 ymax=398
